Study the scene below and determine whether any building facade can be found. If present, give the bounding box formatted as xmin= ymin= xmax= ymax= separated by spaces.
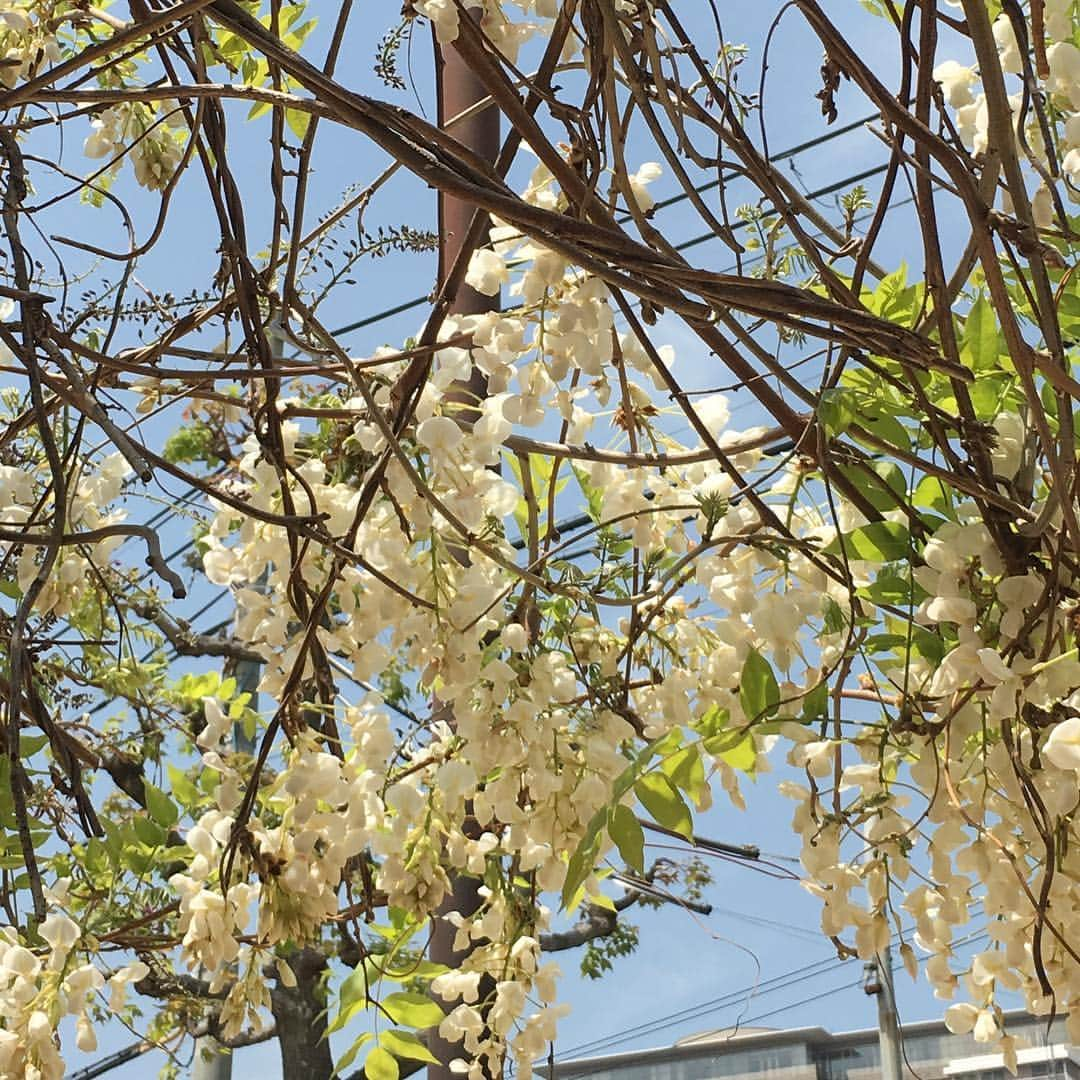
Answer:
xmin=548 ymin=1012 xmax=1077 ymax=1080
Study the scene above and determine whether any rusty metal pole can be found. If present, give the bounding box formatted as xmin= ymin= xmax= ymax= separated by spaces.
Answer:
xmin=427 ymin=18 xmax=500 ymax=1080
xmin=435 ymin=31 xmax=500 ymax=320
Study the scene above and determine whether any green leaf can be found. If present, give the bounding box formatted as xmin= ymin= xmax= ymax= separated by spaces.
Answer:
xmin=960 ymin=294 xmax=999 ymax=372
xmin=589 ymin=890 xmax=616 ymax=912
xmin=851 ymin=406 xmax=911 ymax=453
xmin=85 ymin=837 xmax=110 ymax=873
xmin=286 ymin=107 xmax=310 ymax=141
xmin=818 ymin=387 xmax=858 ymax=438
xmin=865 ymin=263 xmax=920 ymax=323
xmin=713 ymin=731 xmax=757 ymax=773
xmin=912 ymin=476 xmax=951 ymax=516
xmin=283 ymin=18 xmax=317 ymax=50
xmin=167 ymin=765 xmax=199 ymax=811
xmin=368 ymin=915 xmax=424 ymax=946
xmin=365 ymin=1047 xmax=400 ymax=1080
xmin=607 ymin=803 xmax=644 ymax=872
xmin=144 ymin=783 xmax=179 ymax=829
xmin=836 ymin=461 xmax=906 ymax=513
xmin=822 ymin=596 xmax=847 ymax=634
xmin=132 ymin=816 xmax=166 ymax=847
xmin=19 ymin=734 xmax=48 ymax=758
xmin=561 ymin=733 xmax=680 ymax=909
xmin=571 ymin=464 xmax=604 ymax=524
xmin=860 ymin=571 xmax=923 ymax=607
xmin=662 ymin=746 xmax=708 ymax=808
xmin=101 ymin=818 xmax=123 ymax=862
xmin=379 ymin=959 xmax=450 ymax=983
xmin=823 ymin=521 xmax=911 ymax=562
xmin=215 ymin=30 xmax=248 ymax=61
xmin=327 ymin=969 xmax=368 ymax=1034
xmin=800 ymin=680 xmax=829 ymax=723
xmin=864 ymin=265 xmax=904 ymax=314
xmin=381 ymin=992 xmax=445 ymax=1029
xmin=739 ymin=647 xmax=779 ymax=722
xmin=334 ymin=1033 xmax=373 ymax=1075
xmin=864 ymin=633 xmax=909 ymax=654
xmin=379 ymin=1030 xmax=438 ymax=1064
xmin=634 ymin=773 xmax=692 ymax=838
xmin=910 ymin=626 xmax=947 ymax=665
xmin=695 ymin=704 xmax=730 ymax=739
xmin=503 ymin=453 xmax=531 ymax=533
xmin=562 ymin=809 xmax=606 ymax=911
xmin=968 ymin=372 xmax=1013 ymax=422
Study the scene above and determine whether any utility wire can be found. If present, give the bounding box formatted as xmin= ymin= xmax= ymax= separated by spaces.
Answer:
xmin=676 ymin=163 xmax=887 ymax=253
xmin=648 ymin=115 xmax=874 ymax=216
xmin=68 ymin=164 xmax=910 ymax=742
xmin=61 ymin=938 xmax=968 ymax=1080
xmin=54 ymin=119 xmax=888 ymax=612
xmin=47 ymin=75 xmax=913 ymax=1080
xmin=137 ymin=158 xmax=903 ymax=623
xmin=327 ymin=116 xmax=879 ymax=338
xmin=718 ymin=935 xmax=982 ymax=1035
xmin=76 ymin=139 xmax=894 ymax=610
xmin=555 ymin=921 xmax=988 ymax=1062
xmin=558 ymin=952 xmax=853 ymax=1060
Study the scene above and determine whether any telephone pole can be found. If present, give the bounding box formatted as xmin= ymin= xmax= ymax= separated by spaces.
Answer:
xmin=190 ymin=646 xmax=260 ymax=1080
xmin=864 ymin=947 xmax=904 ymax=1080
xmin=191 ymin=330 xmax=269 ymax=1077
xmin=426 ymin=16 xmax=500 ymax=1080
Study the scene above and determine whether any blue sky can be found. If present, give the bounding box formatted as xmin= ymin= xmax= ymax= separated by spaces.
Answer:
xmin=40 ymin=0 xmax=1000 ymax=1075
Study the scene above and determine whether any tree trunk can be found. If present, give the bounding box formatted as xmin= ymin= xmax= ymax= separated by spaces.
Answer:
xmin=271 ymin=948 xmax=335 ymax=1080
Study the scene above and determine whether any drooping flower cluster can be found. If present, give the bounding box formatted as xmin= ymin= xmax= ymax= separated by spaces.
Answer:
xmin=8 ymin=0 xmax=1080 ymax=1075
xmin=83 ymin=103 xmax=186 ymax=192
xmin=933 ymin=4 xmax=1080 ymax=226
xmin=0 ymin=0 xmax=61 ymax=89
xmin=0 ymin=446 xmax=139 ymax=618
xmin=0 ymin=891 xmax=145 ymax=1080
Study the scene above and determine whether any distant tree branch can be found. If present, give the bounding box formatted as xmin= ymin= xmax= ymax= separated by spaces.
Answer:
xmin=137 ymin=603 xmax=266 ymax=663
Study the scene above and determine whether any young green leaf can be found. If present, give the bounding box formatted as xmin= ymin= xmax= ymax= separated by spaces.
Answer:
xmin=739 ymin=647 xmax=779 ymax=723
xmin=381 ymin=991 xmax=446 ymax=1029
xmin=364 ymin=1046 xmax=400 ymax=1080
xmin=144 ymin=783 xmax=179 ymax=829
xmin=634 ymin=773 xmax=692 ymax=838
xmin=379 ymin=1029 xmax=438 ymax=1063
xmin=818 ymin=387 xmax=858 ymax=438
xmin=823 ymin=522 xmax=911 ymax=562
xmin=333 ymin=1032 xmax=373 ymax=1076
xmin=607 ymin=803 xmax=645 ymax=872
xmin=662 ymin=746 xmax=708 ymax=808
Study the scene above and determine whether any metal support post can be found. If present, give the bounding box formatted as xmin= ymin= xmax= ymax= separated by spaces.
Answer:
xmin=864 ymin=947 xmax=904 ymax=1080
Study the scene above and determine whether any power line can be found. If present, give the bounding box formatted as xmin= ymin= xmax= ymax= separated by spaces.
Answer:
xmin=648 ymin=115 xmax=875 ymax=216
xmin=148 ymin=167 xmax=907 ymax=666
xmin=327 ymin=116 xmax=879 ymax=339
xmin=108 ymin=154 xmax=897 ymax=668
xmin=706 ymin=905 xmax=828 ymax=944
xmin=676 ymin=163 xmax=888 ymax=253
xmin=60 ymin=122 xmax=889 ymax=608
xmin=70 ymin=930 xmax=989 ymax=1080
xmin=60 ymin=117 xmax=883 ymax=626
xmin=670 ymin=931 xmax=988 ymax=1051
xmin=94 ymin=149 xmax=897 ymax=608
xmin=555 ymin=919 xmax=988 ymax=1061
xmin=558 ymin=952 xmax=849 ymax=1060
